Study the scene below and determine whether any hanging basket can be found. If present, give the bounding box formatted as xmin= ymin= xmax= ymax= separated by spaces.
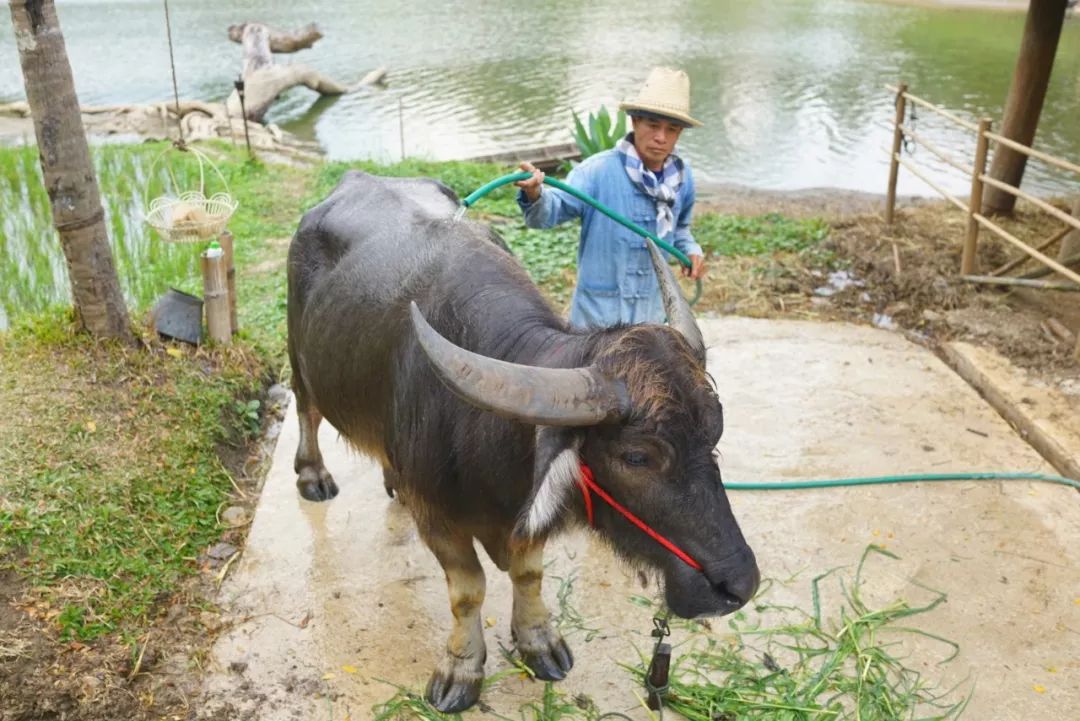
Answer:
xmin=143 ymin=144 xmax=239 ymax=243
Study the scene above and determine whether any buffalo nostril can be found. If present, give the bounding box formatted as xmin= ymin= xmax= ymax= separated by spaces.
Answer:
xmin=708 ymin=556 xmax=760 ymax=608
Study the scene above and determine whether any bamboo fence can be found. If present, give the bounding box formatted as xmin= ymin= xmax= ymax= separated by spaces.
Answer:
xmin=884 ymin=84 xmax=1080 ymax=360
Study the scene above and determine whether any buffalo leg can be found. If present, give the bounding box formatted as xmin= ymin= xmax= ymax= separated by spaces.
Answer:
xmin=425 ymin=532 xmax=487 ymax=713
xmin=292 ymin=389 xmax=338 ymax=502
xmin=509 ymin=540 xmax=573 ymax=680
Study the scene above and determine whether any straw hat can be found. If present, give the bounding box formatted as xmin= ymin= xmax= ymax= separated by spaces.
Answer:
xmin=619 ymin=67 xmax=702 ymax=128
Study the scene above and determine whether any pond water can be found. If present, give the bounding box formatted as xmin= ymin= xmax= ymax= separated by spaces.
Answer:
xmin=1 ymin=0 xmax=1079 ymax=197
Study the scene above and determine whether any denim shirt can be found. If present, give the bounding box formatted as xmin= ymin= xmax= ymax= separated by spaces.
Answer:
xmin=517 ymin=149 xmax=702 ymax=328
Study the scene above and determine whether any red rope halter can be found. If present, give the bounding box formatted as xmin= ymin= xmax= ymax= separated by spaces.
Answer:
xmin=577 ymin=463 xmax=703 ymax=573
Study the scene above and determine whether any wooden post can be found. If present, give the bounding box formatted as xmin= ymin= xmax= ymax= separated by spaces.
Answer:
xmin=201 ymin=244 xmax=232 ymax=345
xmin=963 ymin=118 xmax=993 ymax=275
xmin=219 ymin=230 xmax=238 ymax=334
xmin=885 ymin=83 xmax=908 ymax=225
xmin=982 ymin=0 xmax=1068 ymax=215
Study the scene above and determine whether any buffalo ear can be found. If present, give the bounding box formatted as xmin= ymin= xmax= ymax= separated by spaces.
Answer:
xmin=513 ymin=427 xmax=583 ymax=540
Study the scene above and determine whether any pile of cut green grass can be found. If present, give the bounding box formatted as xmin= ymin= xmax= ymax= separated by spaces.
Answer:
xmin=628 ymin=546 xmax=968 ymax=721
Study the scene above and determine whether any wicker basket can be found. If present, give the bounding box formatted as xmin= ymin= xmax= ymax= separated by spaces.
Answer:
xmin=145 ymin=191 xmax=238 ymax=243
xmin=143 ymin=145 xmax=238 ymax=243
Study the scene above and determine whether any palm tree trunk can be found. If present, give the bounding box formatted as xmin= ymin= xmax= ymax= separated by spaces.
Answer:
xmin=10 ymin=0 xmax=132 ymax=341
xmin=982 ymin=0 xmax=1068 ymax=216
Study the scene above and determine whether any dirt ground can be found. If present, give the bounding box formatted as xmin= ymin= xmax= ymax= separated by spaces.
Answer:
xmin=2 ymin=191 xmax=1077 ymax=721
xmin=0 ymin=396 xmax=285 ymax=721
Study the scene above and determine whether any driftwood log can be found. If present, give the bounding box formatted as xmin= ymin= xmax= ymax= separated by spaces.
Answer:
xmin=0 ymin=99 xmax=321 ymax=161
xmin=225 ymin=22 xmax=386 ymax=123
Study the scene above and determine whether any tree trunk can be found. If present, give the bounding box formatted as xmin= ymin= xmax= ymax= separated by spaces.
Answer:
xmin=1059 ymin=195 xmax=1080 ymax=261
xmin=982 ymin=0 xmax=1068 ymax=215
xmin=10 ymin=0 xmax=132 ymax=342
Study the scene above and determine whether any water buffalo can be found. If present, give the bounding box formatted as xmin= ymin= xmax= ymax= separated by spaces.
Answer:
xmin=286 ymin=170 xmax=759 ymax=712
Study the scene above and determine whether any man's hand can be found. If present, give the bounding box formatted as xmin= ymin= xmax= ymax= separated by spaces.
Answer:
xmin=514 ymin=162 xmax=545 ymax=203
xmin=682 ymin=254 xmax=706 ymax=280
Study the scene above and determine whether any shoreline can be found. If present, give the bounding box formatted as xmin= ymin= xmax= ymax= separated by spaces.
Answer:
xmin=869 ymin=0 xmax=1032 ymax=11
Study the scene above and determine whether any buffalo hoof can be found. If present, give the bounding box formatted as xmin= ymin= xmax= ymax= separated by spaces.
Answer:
xmin=425 ymin=666 xmax=483 ymax=713
xmin=521 ymin=637 xmax=574 ymax=681
xmin=296 ymin=467 xmax=338 ymax=502
xmin=514 ymin=627 xmax=574 ymax=681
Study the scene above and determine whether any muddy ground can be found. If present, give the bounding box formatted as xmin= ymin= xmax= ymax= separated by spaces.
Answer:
xmin=2 ymin=193 xmax=1077 ymax=721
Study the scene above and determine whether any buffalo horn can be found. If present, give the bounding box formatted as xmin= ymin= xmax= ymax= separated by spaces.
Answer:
xmin=409 ymin=302 xmax=629 ymax=426
xmin=646 ymin=239 xmax=706 ymax=364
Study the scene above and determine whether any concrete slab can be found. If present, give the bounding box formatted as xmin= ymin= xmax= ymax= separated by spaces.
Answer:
xmin=942 ymin=341 xmax=1080 ymax=480
xmin=198 ymin=318 xmax=1080 ymax=720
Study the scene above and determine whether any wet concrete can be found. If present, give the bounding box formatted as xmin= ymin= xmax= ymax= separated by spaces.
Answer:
xmin=198 ymin=318 xmax=1079 ymax=720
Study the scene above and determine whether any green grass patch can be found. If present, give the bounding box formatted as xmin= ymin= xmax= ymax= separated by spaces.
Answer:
xmin=694 ymin=212 xmax=829 ymax=258
xmin=0 ymin=310 xmax=268 ymax=642
xmin=498 ymin=221 xmax=580 ymax=306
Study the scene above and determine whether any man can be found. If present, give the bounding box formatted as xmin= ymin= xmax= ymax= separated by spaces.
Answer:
xmin=515 ymin=66 xmax=706 ymax=328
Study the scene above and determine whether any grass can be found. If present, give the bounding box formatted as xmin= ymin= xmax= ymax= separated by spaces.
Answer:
xmin=1 ymin=143 xmax=832 ymax=337
xmin=626 ymin=546 xmax=968 ymax=721
xmin=0 ymin=142 xmax=305 ymax=644
xmin=0 ymin=311 xmax=268 ymax=642
xmin=694 ymin=213 xmax=830 ymax=258
xmin=0 ymin=143 xmax=310 ymax=352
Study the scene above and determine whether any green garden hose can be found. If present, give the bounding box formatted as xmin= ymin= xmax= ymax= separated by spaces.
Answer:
xmin=461 ymin=175 xmax=1079 ymax=496
xmin=460 ymin=171 xmax=703 ymax=304
xmin=724 ymin=471 xmax=1078 ymax=491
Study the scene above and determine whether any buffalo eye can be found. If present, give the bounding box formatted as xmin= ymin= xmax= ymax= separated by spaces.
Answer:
xmin=623 ymin=450 xmax=650 ymax=467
